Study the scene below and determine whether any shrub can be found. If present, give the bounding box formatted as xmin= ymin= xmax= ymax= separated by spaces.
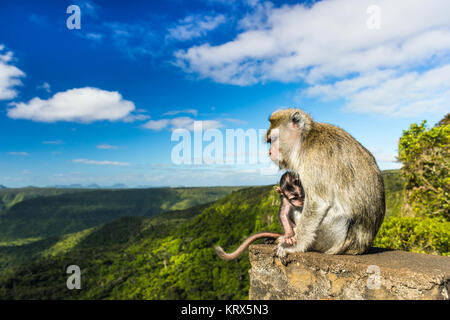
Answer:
xmin=397 ymin=118 xmax=449 ymax=220
xmin=373 ymin=216 xmax=450 ymax=256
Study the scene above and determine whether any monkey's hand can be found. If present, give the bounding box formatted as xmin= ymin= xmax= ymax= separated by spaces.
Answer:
xmin=280 ymin=235 xmax=296 ymax=246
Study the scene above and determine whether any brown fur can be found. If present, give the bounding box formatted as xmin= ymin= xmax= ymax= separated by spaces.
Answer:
xmin=266 ymin=108 xmax=385 ymax=256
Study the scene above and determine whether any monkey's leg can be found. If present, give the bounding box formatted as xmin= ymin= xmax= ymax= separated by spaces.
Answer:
xmin=278 ymin=201 xmax=296 ymax=245
xmin=282 ymin=208 xmax=302 ymax=245
xmin=283 ymin=217 xmax=297 ymax=245
xmin=277 ymin=201 xmax=330 ymax=257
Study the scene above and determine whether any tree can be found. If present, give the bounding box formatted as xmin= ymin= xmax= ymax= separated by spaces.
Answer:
xmin=398 ymin=116 xmax=449 ymax=220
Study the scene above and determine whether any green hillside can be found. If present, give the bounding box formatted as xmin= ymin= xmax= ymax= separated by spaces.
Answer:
xmin=0 ymin=186 xmax=277 ymax=299
xmin=0 ymin=169 xmax=448 ymax=299
xmin=0 ymin=188 xmax=88 ymax=214
xmin=0 ymin=187 xmax=240 ymax=242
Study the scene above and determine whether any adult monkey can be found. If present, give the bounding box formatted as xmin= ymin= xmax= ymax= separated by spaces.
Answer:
xmin=266 ymin=108 xmax=385 ymax=257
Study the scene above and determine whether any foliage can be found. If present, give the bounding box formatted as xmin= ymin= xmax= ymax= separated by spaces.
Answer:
xmin=437 ymin=112 xmax=449 ymax=127
xmin=373 ymin=216 xmax=449 ymax=256
xmin=0 ymin=186 xmax=279 ymax=299
xmin=398 ymin=119 xmax=449 ymax=220
xmin=41 ymin=229 xmax=95 ymax=257
xmin=381 ymin=170 xmax=405 ymax=217
xmin=0 ymin=167 xmax=448 ymax=300
xmin=0 ymin=188 xmax=86 ymax=214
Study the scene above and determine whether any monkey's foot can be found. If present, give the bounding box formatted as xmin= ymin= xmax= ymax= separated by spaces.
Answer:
xmin=275 ymin=241 xmax=294 ymax=258
xmin=276 ymin=240 xmax=309 ymax=258
xmin=276 ymin=245 xmax=288 ymax=258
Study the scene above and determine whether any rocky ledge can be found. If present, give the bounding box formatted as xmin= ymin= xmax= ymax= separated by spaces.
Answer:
xmin=248 ymin=244 xmax=450 ymax=300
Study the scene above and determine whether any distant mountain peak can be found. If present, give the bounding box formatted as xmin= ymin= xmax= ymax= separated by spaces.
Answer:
xmin=47 ymin=183 xmax=129 ymax=189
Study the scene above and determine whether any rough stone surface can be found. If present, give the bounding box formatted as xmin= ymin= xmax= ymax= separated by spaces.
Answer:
xmin=248 ymin=244 xmax=450 ymax=300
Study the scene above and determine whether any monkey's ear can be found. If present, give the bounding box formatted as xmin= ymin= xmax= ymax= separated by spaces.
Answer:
xmin=290 ymin=111 xmax=305 ymax=129
xmin=290 ymin=110 xmax=313 ymax=132
xmin=274 ymin=186 xmax=282 ymax=194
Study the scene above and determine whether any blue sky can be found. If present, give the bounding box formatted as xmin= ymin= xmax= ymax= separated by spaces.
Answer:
xmin=0 ymin=0 xmax=449 ymax=187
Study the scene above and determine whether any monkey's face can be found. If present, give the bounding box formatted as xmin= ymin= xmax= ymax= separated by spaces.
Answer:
xmin=267 ymin=128 xmax=280 ymax=163
xmin=275 ymin=184 xmax=304 ymax=208
xmin=266 ymin=125 xmax=298 ymax=169
xmin=266 ymin=108 xmax=312 ymax=169
xmin=284 ymin=185 xmax=304 ymax=208
xmin=267 ymin=128 xmax=289 ymax=169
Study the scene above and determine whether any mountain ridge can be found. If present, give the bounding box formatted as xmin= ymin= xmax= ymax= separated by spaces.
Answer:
xmin=0 ymin=187 xmax=241 ymax=241
xmin=0 ymin=170 xmax=412 ymax=299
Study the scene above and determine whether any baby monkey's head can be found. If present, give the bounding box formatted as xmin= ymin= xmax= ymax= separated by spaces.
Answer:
xmin=275 ymin=171 xmax=304 ymax=208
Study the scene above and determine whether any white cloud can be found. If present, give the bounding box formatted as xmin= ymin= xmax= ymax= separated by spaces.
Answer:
xmin=175 ymin=0 xmax=450 ymax=116
xmin=304 ymin=64 xmax=450 ymax=116
xmin=142 ymin=119 xmax=171 ymax=131
xmin=122 ymin=113 xmax=151 ymax=123
xmin=7 ymin=87 xmax=137 ymax=123
xmin=177 ymin=0 xmax=450 ymax=83
xmin=343 ymin=65 xmax=450 ymax=116
xmin=8 ymin=152 xmax=29 ymax=156
xmin=237 ymin=1 xmax=273 ymax=30
xmin=162 ymin=109 xmax=198 ymax=117
xmin=369 ymin=147 xmax=401 ymax=170
xmin=37 ymin=82 xmax=51 ymax=93
xmin=85 ymin=33 xmax=103 ymax=41
xmin=72 ymin=159 xmax=130 ymax=166
xmin=167 ymin=14 xmax=226 ymax=41
xmin=142 ymin=117 xmax=224 ymax=131
xmin=219 ymin=117 xmax=247 ymax=125
xmin=0 ymin=45 xmax=25 ymax=100
xmin=303 ymin=70 xmax=396 ymax=101
xmin=97 ymin=144 xmax=118 ymax=149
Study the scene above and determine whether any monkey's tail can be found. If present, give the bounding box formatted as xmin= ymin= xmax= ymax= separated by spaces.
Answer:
xmin=214 ymin=232 xmax=283 ymax=261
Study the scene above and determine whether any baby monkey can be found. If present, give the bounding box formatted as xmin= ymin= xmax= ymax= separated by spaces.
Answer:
xmin=215 ymin=171 xmax=304 ymax=260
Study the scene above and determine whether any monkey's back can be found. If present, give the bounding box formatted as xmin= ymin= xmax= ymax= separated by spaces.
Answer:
xmin=297 ymin=122 xmax=385 ymax=254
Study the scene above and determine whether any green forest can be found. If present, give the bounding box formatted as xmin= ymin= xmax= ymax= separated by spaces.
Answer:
xmin=0 ymin=115 xmax=448 ymax=299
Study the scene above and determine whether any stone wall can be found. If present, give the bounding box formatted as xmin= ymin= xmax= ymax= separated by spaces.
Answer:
xmin=248 ymin=244 xmax=450 ymax=300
